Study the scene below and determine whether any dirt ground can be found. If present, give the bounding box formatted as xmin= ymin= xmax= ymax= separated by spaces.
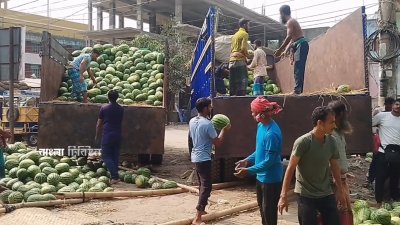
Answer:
xmin=0 ymin=124 xmax=374 ymax=225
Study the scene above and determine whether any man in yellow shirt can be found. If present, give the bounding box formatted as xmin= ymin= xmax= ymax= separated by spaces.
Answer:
xmin=229 ymin=18 xmax=251 ymax=96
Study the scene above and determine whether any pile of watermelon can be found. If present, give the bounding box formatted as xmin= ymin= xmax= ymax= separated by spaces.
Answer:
xmin=353 ymin=200 xmax=400 ymax=225
xmin=222 ymin=70 xmax=281 ymax=96
xmin=0 ymin=142 xmax=115 ymax=204
xmin=118 ymin=168 xmax=177 ymax=189
xmin=57 ymin=43 xmax=164 ymax=106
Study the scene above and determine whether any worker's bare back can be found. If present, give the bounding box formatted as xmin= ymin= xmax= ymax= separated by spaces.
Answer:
xmin=287 ymin=18 xmax=304 ymax=42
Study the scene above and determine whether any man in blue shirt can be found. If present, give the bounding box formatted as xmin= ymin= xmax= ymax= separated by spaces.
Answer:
xmin=95 ymin=90 xmax=124 ymax=184
xmin=189 ymin=97 xmax=230 ymax=225
xmin=67 ymin=49 xmax=99 ymax=103
xmin=235 ymin=96 xmax=283 ymax=225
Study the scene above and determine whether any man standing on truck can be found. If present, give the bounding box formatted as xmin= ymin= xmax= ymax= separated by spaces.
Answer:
xmin=328 ymin=101 xmax=353 ymax=211
xmin=278 ymin=106 xmax=345 ymax=225
xmin=372 ymin=98 xmax=400 ymax=206
xmin=68 ymin=49 xmax=100 ymax=103
xmin=248 ymin=40 xmax=272 ymax=96
xmin=234 ymin=96 xmax=283 ymax=225
xmin=189 ymin=97 xmax=230 ymax=225
xmin=229 ymin=18 xmax=251 ymax=96
xmin=95 ymin=90 xmax=124 ymax=185
xmin=274 ymin=5 xmax=309 ymax=95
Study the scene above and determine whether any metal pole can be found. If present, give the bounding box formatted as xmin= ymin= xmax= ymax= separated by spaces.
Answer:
xmin=378 ymin=0 xmax=397 ymax=105
xmin=88 ymin=0 xmax=93 ymax=31
xmin=9 ymin=27 xmax=15 ymax=143
xmin=47 ymin=0 xmax=50 ymax=31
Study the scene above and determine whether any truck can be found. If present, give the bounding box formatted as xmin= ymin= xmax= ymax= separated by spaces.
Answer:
xmin=37 ymin=31 xmax=166 ymax=165
xmin=190 ymin=7 xmax=373 ymax=183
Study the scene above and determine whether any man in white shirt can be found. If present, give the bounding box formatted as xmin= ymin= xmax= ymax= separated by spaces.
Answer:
xmin=372 ymin=98 xmax=400 ymax=205
xmin=248 ymin=39 xmax=272 ymax=96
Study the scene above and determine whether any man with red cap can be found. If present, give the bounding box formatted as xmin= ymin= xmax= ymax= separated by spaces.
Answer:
xmin=235 ymin=96 xmax=283 ymax=225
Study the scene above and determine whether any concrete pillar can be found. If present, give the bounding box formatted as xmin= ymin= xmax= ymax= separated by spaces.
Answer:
xmin=137 ymin=0 xmax=143 ymax=30
xmin=109 ymin=0 xmax=116 ymax=29
xmin=175 ymin=0 xmax=182 ymax=24
xmin=4 ymin=0 xmax=7 ymax=9
xmin=240 ymin=0 xmax=244 ymax=5
xmin=97 ymin=7 xmax=103 ymax=30
xmin=88 ymin=0 xmax=93 ymax=31
xmin=119 ymin=15 xmax=124 ymax=28
xmin=149 ymin=11 xmax=157 ymax=33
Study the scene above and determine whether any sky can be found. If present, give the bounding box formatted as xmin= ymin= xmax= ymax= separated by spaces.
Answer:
xmin=3 ymin=0 xmax=380 ymax=33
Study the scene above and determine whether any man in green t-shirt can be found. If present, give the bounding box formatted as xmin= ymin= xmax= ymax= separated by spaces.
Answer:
xmin=278 ymin=106 xmax=345 ymax=225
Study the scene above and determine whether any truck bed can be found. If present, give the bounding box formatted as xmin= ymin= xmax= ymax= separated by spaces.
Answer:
xmin=212 ymin=94 xmax=372 ymax=158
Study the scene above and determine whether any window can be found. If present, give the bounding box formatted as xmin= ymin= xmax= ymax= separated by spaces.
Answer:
xmin=25 ymin=64 xmax=41 ymax=78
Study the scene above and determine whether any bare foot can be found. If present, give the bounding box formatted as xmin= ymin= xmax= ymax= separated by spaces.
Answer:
xmin=111 ymin=179 xmax=120 ymax=184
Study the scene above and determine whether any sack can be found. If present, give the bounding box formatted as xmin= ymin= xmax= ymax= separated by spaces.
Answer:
xmin=384 ymin=144 xmax=400 ymax=164
xmin=317 ymin=210 xmax=354 ymax=225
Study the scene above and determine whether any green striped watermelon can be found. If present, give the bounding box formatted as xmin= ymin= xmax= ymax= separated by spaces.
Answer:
xmin=211 ymin=114 xmax=231 ymax=131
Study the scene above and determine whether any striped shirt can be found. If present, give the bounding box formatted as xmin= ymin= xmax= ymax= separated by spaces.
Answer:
xmin=70 ymin=54 xmax=91 ymax=70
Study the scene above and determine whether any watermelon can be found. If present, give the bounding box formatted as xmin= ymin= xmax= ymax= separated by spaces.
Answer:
xmin=16 ymin=168 xmax=29 ymax=180
xmin=55 ymin=163 xmax=70 ymax=173
xmin=34 ymin=173 xmax=47 ymax=184
xmin=163 ymin=180 xmax=178 ymax=189
xmin=337 ymin=84 xmax=351 ymax=93
xmin=157 ymin=53 xmax=165 ymax=64
xmin=94 ymin=182 xmax=108 ymax=190
xmin=42 ymin=167 xmax=58 ymax=176
xmin=88 ymin=187 xmax=103 ymax=192
xmin=0 ymin=190 xmax=13 ymax=203
xmin=39 ymin=157 xmax=54 ymax=167
xmin=41 ymin=185 xmax=57 ymax=194
xmin=8 ymin=191 xmax=24 ymax=204
xmin=8 ymin=167 xmax=18 ymax=178
xmin=47 ymin=173 xmax=61 ymax=186
xmin=27 ymin=165 xmax=41 ymax=178
xmin=11 ymin=181 xmax=23 ymax=191
xmin=372 ymin=208 xmax=391 ymax=224
xmin=60 ymin=172 xmax=74 ymax=185
xmin=5 ymin=159 xmax=19 ymax=170
xmin=24 ymin=189 xmax=40 ymax=202
xmin=211 ymin=114 xmax=230 ymax=131
xmin=57 ymin=186 xmax=75 ymax=193
xmin=44 ymin=193 xmax=57 ymax=201
xmin=123 ymin=174 xmax=134 ymax=184
xmin=103 ymin=187 xmax=114 ymax=192
xmin=135 ymin=175 xmax=149 ymax=188
xmin=151 ymin=182 xmax=163 ymax=190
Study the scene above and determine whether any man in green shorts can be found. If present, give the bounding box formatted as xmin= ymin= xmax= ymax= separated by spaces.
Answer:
xmin=278 ymin=106 xmax=345 ymax=225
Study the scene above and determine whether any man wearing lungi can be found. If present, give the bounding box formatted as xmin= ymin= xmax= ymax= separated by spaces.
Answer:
xmin=274 ymin=5 xmax=309 ymax=95
xmin=67 ymin=49 xmax=100 ymax=102
xmin=229 ymin=18 xmax=251 ymax=96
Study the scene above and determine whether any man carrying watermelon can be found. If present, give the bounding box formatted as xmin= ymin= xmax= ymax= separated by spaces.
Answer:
xmin=95 ymin=90 xmax=124 ymax=184
xmin=278 ymin=106 xmax=345 ymax=225
xmin=67 ymin=49 xmax=100 ymax=103
xmin=189 ymin=97 xmax=230 ymax=225
xmin=234 ymin=96 xmax=283 ymax=225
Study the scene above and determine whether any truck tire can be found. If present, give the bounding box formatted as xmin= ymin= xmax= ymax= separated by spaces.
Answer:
xmin=150 ymin=154 xmax=163 ymax=165
xmin=6 ymin=108 xmax=19 ymax=121
xmin=27 ymin=134 xmax=38 ymax=146
xmin=138 ymin=154 xmax=151 ymax=166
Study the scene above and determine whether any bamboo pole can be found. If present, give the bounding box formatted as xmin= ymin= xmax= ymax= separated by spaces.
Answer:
xmin=0 ymin=199 xmax=85 ymax=214
xmin=158 ymin=201 xmax=259 ymax=225
xmin=55 ymin=188 xmax=186 ymax=199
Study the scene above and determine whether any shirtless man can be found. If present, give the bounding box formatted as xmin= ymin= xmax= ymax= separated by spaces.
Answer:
xmin=274 ymin=5 xmax=309 ymax=95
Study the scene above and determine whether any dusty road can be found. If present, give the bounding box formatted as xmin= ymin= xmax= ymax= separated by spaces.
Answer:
xmin=1 ymin=124 xmax=338 ymax=225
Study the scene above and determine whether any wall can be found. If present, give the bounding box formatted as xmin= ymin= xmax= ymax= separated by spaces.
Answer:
xmin=0 ymin=8 xmax=88 ymax=39
xmin=274 ymin=8 xmax=367 ymax=93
